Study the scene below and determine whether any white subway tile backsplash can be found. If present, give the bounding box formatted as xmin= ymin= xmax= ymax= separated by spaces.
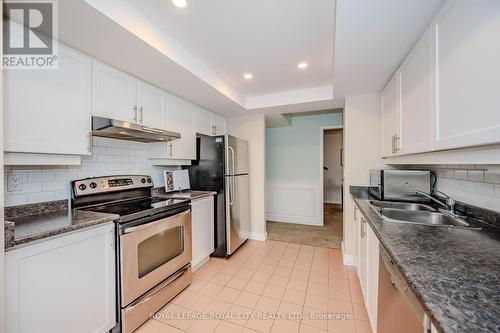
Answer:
xmin=404 ymin=164 xmax=500 ymax=213
xmin=4 ymin=137 xmax=180 ymax=207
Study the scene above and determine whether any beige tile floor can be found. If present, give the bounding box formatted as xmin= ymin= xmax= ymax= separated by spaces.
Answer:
xmin=137 ymin=240 xmax=372 ymax=333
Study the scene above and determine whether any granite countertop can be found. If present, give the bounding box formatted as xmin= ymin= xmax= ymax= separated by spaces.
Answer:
xmin=350 ymin=186 xmax=500 ymax=333
xmin=152 ymin=188 xmax=217 ymax=201
xmin=4 ymin=200 xmax=118 ymax=251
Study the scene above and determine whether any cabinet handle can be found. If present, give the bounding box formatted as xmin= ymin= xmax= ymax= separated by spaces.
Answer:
xmin=139 ymin=106 xmax=144 ymax=123
xmin=354 ymin=205 xmax=358 ymax=220
xmin=360 ymin=217 xmax=364 ymax=238
xmin=87 ymin=132 xmax=92 ymax=153
xmin=133 ymin=105 xmax=138 ymax=122
xmin=362 ymin=219 xmax=367 ymax=238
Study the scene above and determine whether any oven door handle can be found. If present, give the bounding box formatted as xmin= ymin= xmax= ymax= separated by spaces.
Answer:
xmin=124 ymin=264 xmax=190 ymax=314
xmin=123 ymin=210 xmax=190 ymax=234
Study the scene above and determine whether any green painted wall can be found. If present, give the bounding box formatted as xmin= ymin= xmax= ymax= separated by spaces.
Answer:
xmin=266 ymin=113 xmax=343 ymax=182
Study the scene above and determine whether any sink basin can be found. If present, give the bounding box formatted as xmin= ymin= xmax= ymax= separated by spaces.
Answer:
xmin=379 ymin=209 xmax=477 ymax=228
xmin=369 ymin=200 xmax=435 ymax=212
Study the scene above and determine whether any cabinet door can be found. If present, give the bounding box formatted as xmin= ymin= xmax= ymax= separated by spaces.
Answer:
xmin=166 ymin=94 xmax=196 ymax=160
xmin=5 ymin=224 xmax=116 ymax=333
xmin=359 ymin=217 xmax=368 ymax=296
xmin=381 ymin=73 xmax=400 ymax=157
xmin=137 ymin=80 xmax=166 ymax=129
xmin=212 ymin=114 xmax=227 ymax=135
xmin=399 ymin=27 xmax=433 ymax=155
xmin=4 ymin=44 xmax=92 ymax=155
xmin=92 ymin=60 xmax=137 ymax=123
xmin=191 ymin=196 xmax=215 ymax=269
xmin=195 ymin=107 xmax=213 ymax=136
xmin=434 ymin=0 xmax=500 ymax=149
xmin=366 ymin=225 xmax=380 ymax=331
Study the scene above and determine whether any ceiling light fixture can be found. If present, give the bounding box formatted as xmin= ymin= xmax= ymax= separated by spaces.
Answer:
xmin=243 ymin=73 xmax=253 ymax=80
xmin=172 ymin=0 xmax=188 ymax=8
xmin=297 ymin=62 xmax=308 ymax=69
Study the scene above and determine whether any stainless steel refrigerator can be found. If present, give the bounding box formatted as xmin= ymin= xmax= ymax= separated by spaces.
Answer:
xmin=184 ymin=134 xmax=250 ymax=257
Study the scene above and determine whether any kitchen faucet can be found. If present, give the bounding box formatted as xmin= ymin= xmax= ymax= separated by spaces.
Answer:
xmin=414 ymin=189 xmax=456 ymax=214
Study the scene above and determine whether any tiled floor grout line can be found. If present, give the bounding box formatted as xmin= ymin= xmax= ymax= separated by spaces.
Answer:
xmin=141 ymin=240 xmax=371 ymax=333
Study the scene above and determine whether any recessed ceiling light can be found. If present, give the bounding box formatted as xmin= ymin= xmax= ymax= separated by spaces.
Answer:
xmin=243 ymin=73 xmax=253 ymax=80
xmin=172 ymin=0 xmax=188 ymax=8
xmin=297 ymin=62 xmax=308 ymax=69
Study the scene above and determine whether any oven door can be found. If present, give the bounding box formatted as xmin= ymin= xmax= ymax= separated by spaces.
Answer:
xmin=120 ymin=209 xmax=192 ymax=306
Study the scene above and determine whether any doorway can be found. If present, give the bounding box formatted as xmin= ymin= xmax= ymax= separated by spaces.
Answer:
xmin=320 ymin=127 xmax=344 ymax=247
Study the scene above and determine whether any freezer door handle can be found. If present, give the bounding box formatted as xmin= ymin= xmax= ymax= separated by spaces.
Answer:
xmin=228 ymin=146 xmax=235 ymax=205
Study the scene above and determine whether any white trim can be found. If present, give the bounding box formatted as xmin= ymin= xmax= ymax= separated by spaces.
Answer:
xmin=320 ymin=125 xmax=343 ymax=220
xmin=342 ymin=241 xmax=356 ymax=267
xmin=266 ymin=180 xmax=323 ymax=226
xmin=248 ymin=232 xmax=267 ymax=242
xmin=4 ymin=153 xmax=81 ymax=166
xmin=191 ymin=256 xmax=210 ymax=272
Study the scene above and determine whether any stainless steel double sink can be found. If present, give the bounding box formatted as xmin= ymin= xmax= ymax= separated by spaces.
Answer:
xmin=368 ymin=200 xmax=481 ymax=230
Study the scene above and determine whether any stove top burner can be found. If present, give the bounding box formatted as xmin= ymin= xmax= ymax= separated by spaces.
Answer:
xmin=80 ymin=197 xmax=190 ymax=223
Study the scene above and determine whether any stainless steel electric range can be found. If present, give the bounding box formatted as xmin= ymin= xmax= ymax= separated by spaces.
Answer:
xmin=72 ymin=175 xmax=192 ymax=333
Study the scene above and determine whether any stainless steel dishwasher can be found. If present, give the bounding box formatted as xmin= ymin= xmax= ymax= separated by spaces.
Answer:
xmin=377 ymin=245 xmax=432 ymax=333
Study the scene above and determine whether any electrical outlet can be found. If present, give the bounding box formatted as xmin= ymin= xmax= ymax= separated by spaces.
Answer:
xmin=7 ymin=174 xmax=24 ymax=192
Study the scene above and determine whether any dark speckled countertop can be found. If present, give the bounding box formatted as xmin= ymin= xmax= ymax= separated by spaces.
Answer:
xmin=4 ymin=200 xmax=118 ymax=251
xmin=350 ymin=186 xmax=500 ymax=333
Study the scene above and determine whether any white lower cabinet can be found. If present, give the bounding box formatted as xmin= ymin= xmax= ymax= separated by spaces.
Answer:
xmin=5 ymin=224 xmax=116 ymax=333
xmin=191 ymin=196 xmax=215 ymax=269
xmin=354 ymin=200 xmax=380 ymax=333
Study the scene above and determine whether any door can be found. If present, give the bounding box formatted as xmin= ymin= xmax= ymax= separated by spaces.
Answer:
xmin=399 ymin=27 xmax=433 ymax=155
xmin=5 ymin=224 xmax=115 ymax=333
xmin=4 ymin=44 xmax=92 ymax=155
xmin=195 ymin=107 xmax=213 ymax=136
xmin=359 ymin=217 xmax=368 ymax=296
xmin=212 ymin=114 xmax=227 ymax=135
xmin=434 ymin=0 xmax=500 ymax=149
xmin=92 ymin=60 xmax=137 ymax=123
xmin=191 ymin=196 xmax=215 ymax=268
xmin=120 ymin=210 xmax=192 ymax=306
xmin=225 ymin=175 xmax=250 ymax=255
xmin=137 ymin=80 xmax=166 ymax=129
xmin=226 ymin=135 xmax=249 ymax=175
xmin=166 ymin=94 xmax=196 ymax=160
xmin=381 ymin=73 xmax=400 ymax=157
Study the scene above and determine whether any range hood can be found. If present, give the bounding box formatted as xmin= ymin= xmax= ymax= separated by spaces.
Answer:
xmin=91 ymin=116 xmax=181 ymax=143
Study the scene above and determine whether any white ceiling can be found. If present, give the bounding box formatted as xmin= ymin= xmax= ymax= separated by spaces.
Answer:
xmin=59 ymin=0 xmax=445 ymax=122
xmin=126 ymin=0 xmax=336 ymax=98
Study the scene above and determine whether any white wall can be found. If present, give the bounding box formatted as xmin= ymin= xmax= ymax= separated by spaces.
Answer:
xmin=343 ymin=94 xmax=385 ymax=265
xmin=323 ymin=131 xmax=343 ymax=204
xmin=227 ymin=114 xmax=267 ymax=241
xmin=4 ymin=137 xmax=178 ymax=206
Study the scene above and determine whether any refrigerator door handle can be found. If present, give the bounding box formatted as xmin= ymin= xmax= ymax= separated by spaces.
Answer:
xmin=228 ymin=146 xmax=236 ymax=205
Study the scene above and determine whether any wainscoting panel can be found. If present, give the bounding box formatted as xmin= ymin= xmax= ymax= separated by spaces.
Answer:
xmin=266 ymin=180 xmax=323 ymax=226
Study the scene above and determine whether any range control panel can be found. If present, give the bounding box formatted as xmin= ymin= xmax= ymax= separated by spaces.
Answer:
xmin=73 ymin=175 xmax=153 ymax=197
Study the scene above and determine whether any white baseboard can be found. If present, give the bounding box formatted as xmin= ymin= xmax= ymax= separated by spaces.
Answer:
xmin=191 ymin=256 xmax=210 ymax=272
xmin=266 ymin=180 xmax=323 ymax=226
xmin=248 ymin=231 xmax=267 ymax=241
xmin=342 ymin=241 xmax=356 ymax=267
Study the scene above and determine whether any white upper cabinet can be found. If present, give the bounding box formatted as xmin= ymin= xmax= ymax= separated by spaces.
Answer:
xmin=92 ymin=61 xmax=137 ymax=123
xmin=381 ymin=73 xmax=400 ymax=157
xmin=212 ymin=114 xmax=227 ymax=136
xmin=137 ymin=80 xmax=166 ymax=129
xmin=195 ymin=107 xmax=213 ymax=136
xmin=434 ymin=0 xmax=500 ymax=150
xmin=4 ymin=44 xmax=92 ymax=155
xmin=195 ymin=106 xmax=227 ymax=136
xmin=399 ymin=27 xmax=433 ymax=155
xmin=166 ymin=94 xmax=196 ymax=160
